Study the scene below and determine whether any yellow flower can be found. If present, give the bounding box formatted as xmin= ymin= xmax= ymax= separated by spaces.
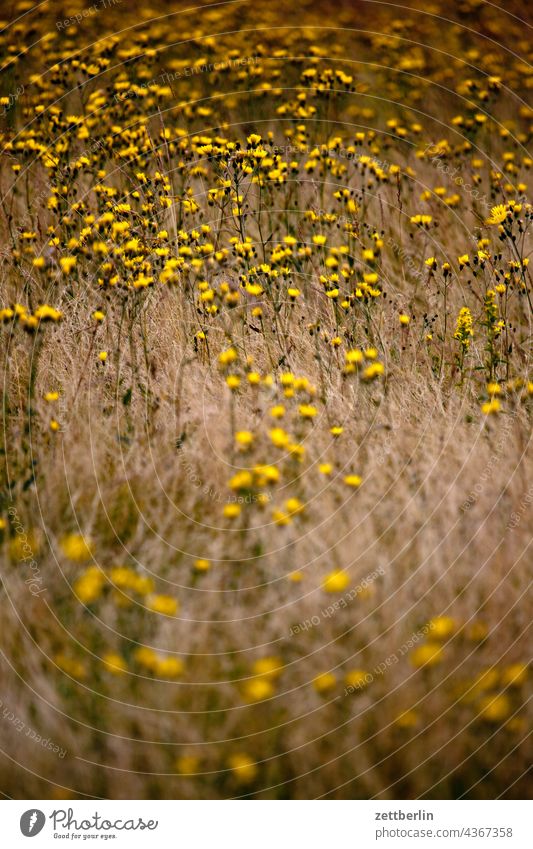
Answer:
xmin=319 ymin=463 xmax=333 ymax=475
xmin=55 ymin=653 xmax=86 ymax=679
xmin=485 ymin=204 xmax=508 ymax=225
xmin=428 ymin=616 xmax=456 ymax=639
xmin=410 ymin=642 xmax=443 ymax=667
xmin=313 ymin=672 xmax=337 ymax=694
xmin=194 ymin=558 xmax=210 ymax=572
xmin=254 ymin=464 xmax=279 ymax=485
xmin=467 ymin=621 xmax=488 ymax=642
xmin=252 ymin=657 xmax=284 ymax=678
xmin=479 ymin=694 xmax=511 ymax=722
xmin=344 ymin=474 xmax=362 ymax=488
xmin=272 ymin=509 xmax=291 ymax=526
xmin=32 ymin=304 xmax=59 ymax=327
xmin=501 ymin=663 xmax=528 ymax=687
xmin=227 ymin=753 xmax=258 ymax=783
xmin=454 ymin=307 xmax=473 ymax=349
xmin=131 ymin=574 xmax=155 ymax=595
xmin=287 ymin=442 xmax=305 ymax=462
xmin=299 ymin=403 xmax=317 ymax=419
xmin=154 ymin=656 xmax=184 ymax=678
xmin=229 ymin=470 xmax=253 ymax=490
xmin=109 ymin=566 xmax=134 ymax=589
xmin=345 ymin=669 xmax=370 ymax=690
xmin=322 ymin=569 xmax=350 ymax=593
xmin=481 ymin=398 xmax=501 ymax=415
xmin=9 ymin=530 xmax=40 ymax=561
xmin=506 ymin=717 xmax=526 ymax=734
xmin=60 ymin=533 xmax=93 ymax=562
xmin=44 ymin=391 xmax=59 ymax=402
xmin=49 ymin=419 xmax=60 ymax=432
xmin=394 ymin=710 xmax=418 ymax=728
xmin=133 ymin=646 xmax=158 ymax=671
xmin=471 ymin=668 xmax=499 ymax=695
xmin=175 ymin=755 xmax=200 ymax=775
xmin=410 ymin=214 xmax=432 ymax=227
xmin=218 ymin=347 xmax=238 ymax=366
xmin=269 ymin=427 xmax=290 ymax=448
xmin=330 ymin=426 xmax=343 ymax=437
xmin=285 ymin=497 xmax=304 ymax=515
xmin=59 ymin=256 xmax=77 ymax=274
xmin=399 ymin=313 xmax=410 ymax=325
xmin=345 ymin=349 xmax=363 ymax=364
xmin=35 ymin=305 xmax=63 ymax=322
xmin=92 ymin=310 xmax=105 ymax=322
xmin=223 ymin=503 xmax=241 ymax=519
xmin=235 ymin=430 xmax=254 ymax=448
xmin=98 ymin=351 xmax=108 ymax=362
xmin=287 ymin=570 xmax=304 ymax=582
xmin=102 ymin=652 xmax=128 ymax=675
xmin=362 ymin=362 xmax=384 ymax=380
xmin=242 ymin=677 xmax=274 ymax=702
xmin=73 ymin=567 xmax=104 ymax=604
xmin=147 ymin=594 xmax=179 ymax=616
xmin=226 ymin=375 xmax=240 ymax=390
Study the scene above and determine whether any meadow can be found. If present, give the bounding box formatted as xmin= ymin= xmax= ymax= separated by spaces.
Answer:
xmin=0 ymin=0 xmax=531 ymax=799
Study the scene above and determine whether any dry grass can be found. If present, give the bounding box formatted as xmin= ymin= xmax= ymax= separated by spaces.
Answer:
xmin=0 ymin=0 xmax=531 ymax=800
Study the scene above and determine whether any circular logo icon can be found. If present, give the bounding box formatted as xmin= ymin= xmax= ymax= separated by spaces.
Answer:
xmin=20 ymin=810 xmax=46 ymax=837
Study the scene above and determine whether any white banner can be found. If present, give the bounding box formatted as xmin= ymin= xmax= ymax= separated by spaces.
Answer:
xmin=2 ymin=800 xmax=530 ymax=848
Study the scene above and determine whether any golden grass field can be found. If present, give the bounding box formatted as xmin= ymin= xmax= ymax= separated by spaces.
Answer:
xmin=0 ymin=0 xmax=531 ymax=799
